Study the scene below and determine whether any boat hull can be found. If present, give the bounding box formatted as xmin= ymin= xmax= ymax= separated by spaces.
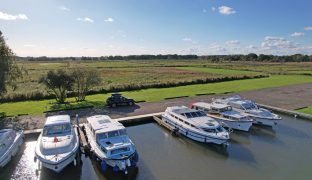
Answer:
xmin=215 ymin=119 xmax=252 ymax=132
xmin=37 ymin=151 xmax=78 ymax=173
xmin=92 ymin=152 xmax=137 ymax=172
xmin=35 ymin=127 xmax=80 ymax=173
xmin=251 ymin=116 xmax=280 ymax=127
xmin=162 ymin=116 xmax=228 ymax=145
xmin=0 ymin=131 xmax=24 ymax=167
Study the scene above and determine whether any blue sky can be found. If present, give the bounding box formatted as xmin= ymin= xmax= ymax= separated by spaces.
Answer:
xmin=1 ymin=0 xmax=312 ymax=57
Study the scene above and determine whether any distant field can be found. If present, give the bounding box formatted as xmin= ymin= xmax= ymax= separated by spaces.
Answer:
xmin=176 ymin=67 xmax=259 ymax=75
xmin=4 ymin=60 xmax=268 ymax=101
xmin=1 ymin=75 xmax=312 ymax=116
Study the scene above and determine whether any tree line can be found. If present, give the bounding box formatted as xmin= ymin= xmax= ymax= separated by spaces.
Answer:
xmin=17 ymin=54 xmax=198 ymax=61
xmin=16 ymin=53 xmax=312 ymax=62
xmin=201 ymin=53 xmax=312 ymax=62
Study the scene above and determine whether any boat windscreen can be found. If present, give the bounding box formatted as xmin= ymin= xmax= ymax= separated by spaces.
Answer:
xmin=216 ymin=126 xmax=225 ymax=132
xmin=183 ymin=111 xmax=206 ymax=118
xmin=119 ymin=129 xmax=127 ymax=136
xmin=242 ymin=102 xmax=257 ymax=110
xmin=97 ymin=133 xmax=108 ymax=141
xmin=220 ymin=106 xmax=232 ymax=112
xmin=43 ymin=123 xmax=71 ymax=136
xmin=107 ymin=130 xmax=119 ymax=138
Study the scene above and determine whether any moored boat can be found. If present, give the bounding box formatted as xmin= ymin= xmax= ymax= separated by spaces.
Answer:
xmin=191 ymin=102 xmax=253 ymax=131
xmin=84 ymin=115 xmax=138 ymax=174
xmin=161 ymin=106 xmax=230 ymax=145
xmin=214 ymin=96 xmax=282 ymax=126
xmin=0 ymin=129 xmax=24 ymax=167
xmin=34 ymin=115 xmax=80 ymax=173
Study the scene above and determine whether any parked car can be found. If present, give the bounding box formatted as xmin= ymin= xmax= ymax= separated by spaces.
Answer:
xmin=106 ymin=93 xmax=135 ymax=107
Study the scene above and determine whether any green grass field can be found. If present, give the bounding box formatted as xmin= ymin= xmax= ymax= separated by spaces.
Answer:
xmin=297 ymin=106 xmax=312 ymax=115
xmin=1 ymin=75 xmax=312 ymax=116
xmin=176 ymin=67 xmax=259 ymax=75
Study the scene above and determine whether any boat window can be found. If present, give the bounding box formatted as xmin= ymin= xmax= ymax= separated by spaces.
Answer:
xmin=119 ymin=129 xmax=127 ymax=136
xmin=183 ymin=113 xmax=193 ymax=118
xmin=96 ymin=133 xmax=108 ymax=141
xmin=202 ymin=128 xmax=217 ymax=133
xmin=111 ymin=147 xmax=130 ymax=155
xmin=43 ymin=123 xmax=71 ymax=136
xmin=216 ymin=126 xmax=225 ymax=132
xmin=107 ymin=130 xmax=119 ymax=138
xmin=191 ymin=112 xmax=198 ymax=117
xmin=242 ymin=102 xmax=257 ymax=110
xmin=184 ymin=121 xmax=190 ymax=125
xmin=231 ymin=103 xmax=243 ymax=110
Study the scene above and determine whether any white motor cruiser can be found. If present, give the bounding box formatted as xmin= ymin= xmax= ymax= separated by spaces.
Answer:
xmin=191 ymin=102 xmax=253 ymax=132
xmin=214 ymin=96 xmax=282 ymax=126
xmin=0 ymin=129 xmax=24 ymax=167
xmin=161 ymin=106 xmax=230 ymax=145
xmin=83 ymin=115 xmax=138 ymax=174
xmin=35 ymin=115 xmax=80 ymax=173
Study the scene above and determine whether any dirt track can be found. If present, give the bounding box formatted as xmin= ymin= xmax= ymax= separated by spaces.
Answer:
xmin=3 ymin=82 xmax=312 ymax=130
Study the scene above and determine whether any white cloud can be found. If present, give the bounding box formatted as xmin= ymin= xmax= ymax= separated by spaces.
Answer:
xmin=0 ymin=11 xmax=28 ymax=21
xmin=182 ymin=37 xmax=192 ymax=41
xmin=218 ymin=6 xmax=236 ymax=15
xmin=290 ymin=32 xmax=304 ymax=37
xmin=182 ymin=37 xmax=198 ymax=44
xmin=104 ymin=17 xmax=114 ymax=22
xmin=202 ymin=9 xmax=207 ymax=13
xmin=246 ymin=45 xmax=257 ymax=49
xmin=304 ymin=27 xmax=312 ymax=31
xmin=211 ymin=7 xmax=216 ymax=12
xmin=261 ymin=36 xmax=296 ymax=50
xmin=76 ymin=17 xmax=94 ymax=23
xmin=226 ymin=40 xmax=240 ymax=46
xmin=59 ymin=6 xmax=70 ymax=11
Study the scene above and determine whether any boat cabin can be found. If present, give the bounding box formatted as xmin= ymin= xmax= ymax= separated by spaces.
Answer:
xmin=43 ymin=115 xmax=72 ymax=136
xmin=86 ymin=115 xmax=131 ymax=156
xmin=191 ymin=102 xmax=232 ymax=114
xmin=165 ymin=106 xmax=224 ymax=132
xmin=192 ymin=102 xmax=250 ymax=122
xmin=228 ymin=100 xmax=258 ymax=111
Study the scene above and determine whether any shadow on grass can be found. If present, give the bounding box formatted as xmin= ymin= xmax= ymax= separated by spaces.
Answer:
xmin=0 ymin=112 xmax=5 ymax=119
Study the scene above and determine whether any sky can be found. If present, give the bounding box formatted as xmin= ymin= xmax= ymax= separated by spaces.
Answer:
xmin=1 ymin=0 xmax=312 ymax=57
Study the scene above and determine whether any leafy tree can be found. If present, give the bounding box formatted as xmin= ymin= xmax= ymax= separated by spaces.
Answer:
xmin=72 ymin=69 xmax=101 ymax=102
xmin=39 ymin=70 xmax=74 ymax=103
xmin=0 ymin=31 xmax=22 ymax=96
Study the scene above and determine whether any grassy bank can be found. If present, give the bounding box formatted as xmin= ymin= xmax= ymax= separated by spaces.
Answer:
xmin=297 ymin=106 xmax=312 ymax=115
xmin=1 ymin=75 xmax=312 ymax=116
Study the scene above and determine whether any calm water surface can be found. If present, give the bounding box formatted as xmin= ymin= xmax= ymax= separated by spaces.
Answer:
xmin=1 ymin=114 xmax=312 ymax=180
